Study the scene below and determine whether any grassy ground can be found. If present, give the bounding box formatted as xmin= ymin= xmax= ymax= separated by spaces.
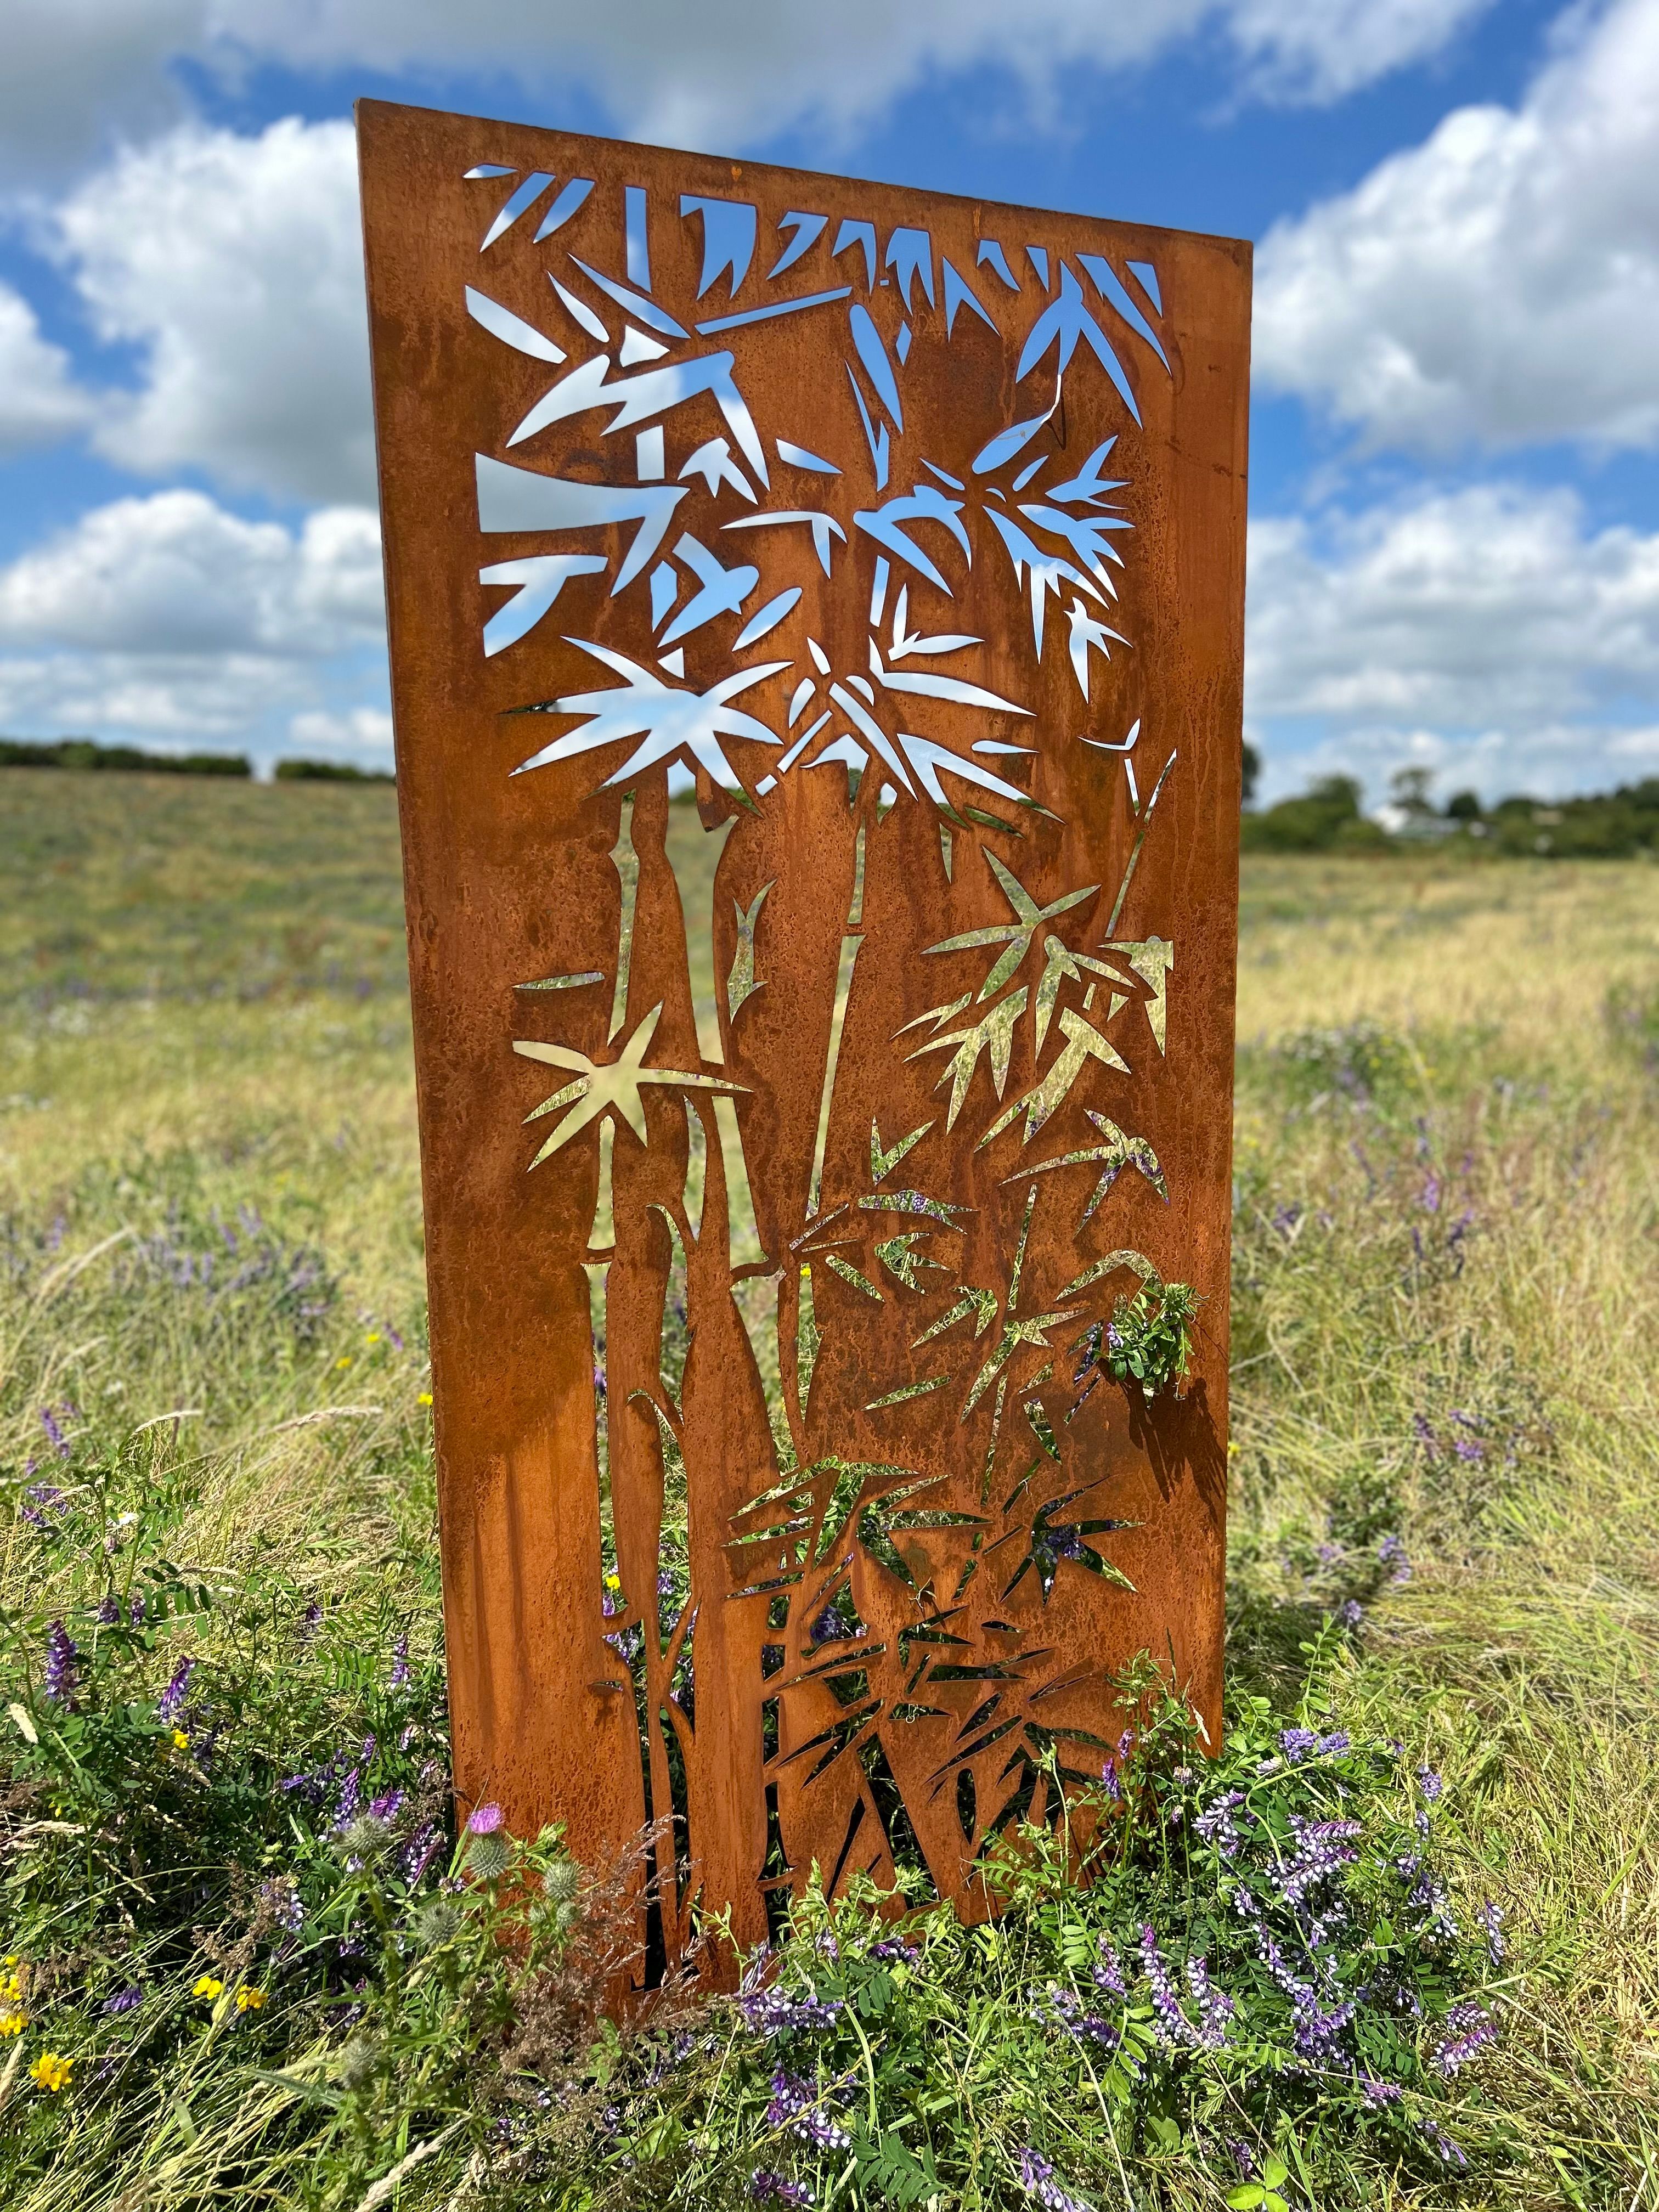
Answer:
xmin=0 ymin=770 xmax=1655 ymax=2204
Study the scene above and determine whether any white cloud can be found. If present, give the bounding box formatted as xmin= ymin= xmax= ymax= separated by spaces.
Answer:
xmin=46 ymin=119 xmax=373 ymax=504
xmin=1229 ymin=0 xmax=1492 ymax=105
xmin=0 ymin=285 xmax=93 ymax=456
xmin=0 ymin=489 xmax=382 ymax=657
xmin=288 ymin=706 xmax=394 ymax=759
xmin=0 ymin=0 xmax=1495 ymax=185
xmin=1255 ymin=0 xmax=1659 ymax=452
xmin=1246 ymin=481 xmax=1659 ymax=798
xmin=0 ymin=487 xmax=384 ymax=749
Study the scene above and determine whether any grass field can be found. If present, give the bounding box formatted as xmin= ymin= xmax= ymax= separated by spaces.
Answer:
xmin=0 ymin=768 xmax=1655 ymax=2207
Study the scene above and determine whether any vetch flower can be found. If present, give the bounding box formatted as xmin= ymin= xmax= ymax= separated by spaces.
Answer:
xmin=765 ymin=2068 xmax=851 ymax=2152
xmin=1479 ymin=1900 xmax=1505 ymax=1966
xmin=43 ymin=1621 xmax=77 ymax=1703
xmin=103 ymin=1985 xmax=143 ymax=2015
xmin=1015 ymin=2147 xmax=1093 ymax=2212
xmin=1432 ymin=1999 xmax=1498 ymax=2075
xmin=750 ymin=2173 xmax=813 ymax=2207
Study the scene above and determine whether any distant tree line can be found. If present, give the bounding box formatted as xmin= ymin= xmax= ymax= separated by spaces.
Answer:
xmin=0 ymin=738 xmax=393 ymax=785
xmin=1242 ymin=743 xmax=1659 ymax=857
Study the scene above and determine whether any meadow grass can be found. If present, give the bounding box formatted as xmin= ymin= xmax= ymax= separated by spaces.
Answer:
xmin=0 ymin=769 xmax=1653 ymax=2207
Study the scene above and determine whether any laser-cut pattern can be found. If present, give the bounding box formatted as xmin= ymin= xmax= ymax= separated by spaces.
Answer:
xmin=363 ymin=105 xmax=1248 ymax=1979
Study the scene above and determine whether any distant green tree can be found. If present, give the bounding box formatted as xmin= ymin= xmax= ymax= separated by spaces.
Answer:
xmin=1444 ymin=789 xmax=1482 ymax=821
xmin=1242 ymin=739 xmax=1261 ymax=808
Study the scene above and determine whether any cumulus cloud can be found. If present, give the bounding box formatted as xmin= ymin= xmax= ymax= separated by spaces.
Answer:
xmin=0 ymin=488 xmax=384 ymax=747
xmin=1255 ymin=0 xmax=1659 ymax=452
xmin=0 ymin=286 xmax=94 ymax=456
xmin=0 ymin=0 xmax=1494 ymax=183
xmin=1246 ymin=481 xmax=1659 ymax=798
xmin=288 ymin=706 xmax=394 ymax=758
xmin=0 ymin=489 xmax=382 ymax=657
xmin=45 ymin=119 xmax=373 ymax=504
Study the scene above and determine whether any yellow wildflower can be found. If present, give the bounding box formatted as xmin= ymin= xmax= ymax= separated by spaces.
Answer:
xmin=335 ymin=1355 xmax=353 ymax=1369
xmin=365 ymin=1331 xmax=381 ymax=1345
xmin=193 ymin=1976 xmax=224 ymax=2001
xmin=172 ymin=1729 xmax=190 ymax=1751
xmin=0 ymin=1968 xmax=22 ymax=2004
xmin=234 ymin=1987 xmax=266 ymax=2012
xmin=0 ymin=2007 xmax=25 ymax=2037
xmin=417 ymin=1391 xmax=433 ymax=1406
xmin=29 ymin=2052 xmax=72 ymax=2092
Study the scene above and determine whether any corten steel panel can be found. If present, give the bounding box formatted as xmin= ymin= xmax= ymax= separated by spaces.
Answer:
xmin=358 ymin=98 xmax=1249 ymax=1973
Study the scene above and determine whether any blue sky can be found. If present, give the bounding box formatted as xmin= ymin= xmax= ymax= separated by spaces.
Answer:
xmin=1 ymin=0 xmax=1656 ymax=802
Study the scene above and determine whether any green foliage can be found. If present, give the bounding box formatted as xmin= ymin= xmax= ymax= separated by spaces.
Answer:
xmin=0 ymin=738 xmax=251 ymax=776
xmin=1241 ymin=778 xmax=1388 ymax=856
xmin=1101 ymin=1279 xmax=1200 ymax=1402
xmin=594 ymin=1646 xmax=1508 ymax=2209
xmin=273 ymin=760 xmax=396 ymax=784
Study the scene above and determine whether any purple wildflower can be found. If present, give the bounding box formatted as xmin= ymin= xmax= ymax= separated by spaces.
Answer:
xmin=1421 ymin=1173 xmax=1441 ymax=1214
xmin=401 ymin=1822 xmax=442 ymax=1886
xmin=1361 ymin=2075 xmax=1403 ymax=2106
xmin=1316 ymin=1730 xmax=1351 ymax=1755
xmin=1378 ymin=1532 xmax=1412 ymax=1583
xmin=741 ymin=1982 xmax=842 ymax=2038
xmin=20 ymin=1482 xmax=65 ymax=1528
xmin=1432 ymin=1999 xmax=1497 ymax=2075
xmin=1279 ymin=1727 xmax=1319 ymax=1762
xmin=1479 ymin=1900 xmax=1505 ymax=1966
xmin=369 ymin=1787 xmax=405 ymax=1824
xmin=1416 ymin=1765 xmax=1443 ymax=1801
xmin=390 ymin=1635 xmax=410 ymax=1691
xmin=1195 ymin=1790 xmax=1249 ymax=1855
xmin=333 ymin=1767 xmax=362 ymax=1829
xmin=96 ymin=1594 xmax=119 ymax=1624
xmin=1453 ymin=1435 xmax=1485 ymax=1463
xmin=259 ymin=1877 xmax=305 ymax=1932
xmin=750 ymin=2175 xmax=813 ymax=2208
xmin=38 ymin=1407 xmax=70 ymax=1459
xmin=103 ymin=1985 xmax=143 ymax=2014
xmin=1138 ymin=1925 xmax=1193 ymax=2048
xmin=1338 ymin=1599 xmax=1364 ymax=1628
xmin=1184 ymin=1954 xmax=1234 ymax=2048
xmin=1015 ymin=2148 xmax=1093 ymax=2212
xmin=1421 ymin=2120 xmax=1469 ymax=2168
xmin=765 ymin=2069 xmax=850 ymax=2153
xmin=467 ymin=1802 xmax=504 ymax=1836
xmin=43 ymin=1620 xmax=77 ymax=1702
xmin=1041 ymin=1983 xmax=1121 ymax=2049
xmin=157 ymin=1658 xmax=195 ymax=1725
xmin=1093 ymin=1935 xmax=1127 ymax=1998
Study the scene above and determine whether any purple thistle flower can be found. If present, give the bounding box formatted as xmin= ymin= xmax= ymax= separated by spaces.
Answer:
xmin=1433 ymin=1999 xmax=1498 ymax=2075
xmin=43 ymin=1620 xmax=77 ymax=1702
xmin=1015 ymin=2148 xmax=1093 ymax=2212
xmin=157 ymin=1658 xmax=195 ymax=1725
xmin=765 ymin=2069 xmax=850 ymax=2152
xmin=467 ymin=1802 xmax=504 ymax=1835
xmin=103 ymin=1984 xmax=143 ymax=2014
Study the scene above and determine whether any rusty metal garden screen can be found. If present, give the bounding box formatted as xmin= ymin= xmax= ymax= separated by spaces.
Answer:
xmin=357 ymin=99 xmax=1250 ymax=1972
